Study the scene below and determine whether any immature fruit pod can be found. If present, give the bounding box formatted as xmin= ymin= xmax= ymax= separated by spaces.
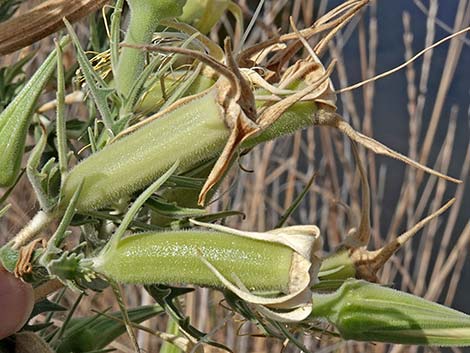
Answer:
xmin=94 ymin=230 xmax=293 ymax=291
xmin=92 ymin=221 xmax=322 ymax=321
xmin=0 ymin=39 xmax=65 ymax=187
xmin=310 ymin=279 xmax=470 ymax=346
xmin=59 ymin=84 xmax=319 ymax=212
xmin=60 ymin=88 xmax=230 ymax=212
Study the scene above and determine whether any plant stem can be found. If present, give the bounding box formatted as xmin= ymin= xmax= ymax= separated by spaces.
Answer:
xmin=115 ymin=0 xmax=187 ymax=99
xmin=115 ymin=5 xmax=156 ymax=99
xmin=9 ymin=210 xmax=54 ymax=250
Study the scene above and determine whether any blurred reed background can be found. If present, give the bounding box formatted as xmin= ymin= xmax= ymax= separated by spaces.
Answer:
xmin=1 ymin=0 xmax=469 ymax=352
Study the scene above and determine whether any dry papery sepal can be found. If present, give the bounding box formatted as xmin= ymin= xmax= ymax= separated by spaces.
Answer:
xmin=116 ymin=0 xmax=459 ymax=207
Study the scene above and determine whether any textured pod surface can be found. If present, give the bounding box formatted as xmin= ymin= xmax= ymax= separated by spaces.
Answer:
xmin=94 ymin=230 xmax=293 ymax=291
xmin=61 ymin=88 xmax=229 ymax=211
xmin=61 ymin=84 xmax=320 ymax=212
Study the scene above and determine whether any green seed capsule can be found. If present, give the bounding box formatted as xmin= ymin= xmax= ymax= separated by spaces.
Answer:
xmin=0 ymin=39 xmax=67 ymax=187
xmin=60 ymin=84 xmax=318 ymax=212
xmin=93 ymin=230 xmax=293 ymax=292
xmin=60 ymin=88 xmax=229 ymax=212
xmin=311 ymin=279 xmax=470 ymax=346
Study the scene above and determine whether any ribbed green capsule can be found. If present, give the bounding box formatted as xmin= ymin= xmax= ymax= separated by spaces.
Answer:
xmin=311 ymin=279 xmax=470 ymax=346
xmin=93 ymin=230 xmax=293 ymax=292
xmin=0 ymin=40 xmax=66 ymax=187
xmin=60 ymin=88 xmax=229 ymax=212
xmin=60 ymin=85 xmax=317 ymax=212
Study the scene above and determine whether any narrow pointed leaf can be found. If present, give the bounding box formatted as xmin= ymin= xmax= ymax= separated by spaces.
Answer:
xmin=55 ymin=305 xmax=163 ymax=353
xmin=64 ymin=19 xmax=115 ymax=135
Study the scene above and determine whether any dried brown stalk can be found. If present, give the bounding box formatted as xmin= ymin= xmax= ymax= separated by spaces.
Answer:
xmin=0 ymin=0 xmax=109 ymax=55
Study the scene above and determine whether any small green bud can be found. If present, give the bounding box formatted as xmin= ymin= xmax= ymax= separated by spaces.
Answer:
xmin=311 ymin=279 xmax=470 ymax=346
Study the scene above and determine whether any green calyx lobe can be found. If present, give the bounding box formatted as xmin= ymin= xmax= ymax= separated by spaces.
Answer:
xmin=95 ymin=230 xmax=293 ymax=292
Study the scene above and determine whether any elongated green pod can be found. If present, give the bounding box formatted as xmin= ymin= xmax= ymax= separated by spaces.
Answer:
xmin=92 ymin=221 xmax=322 ymax=322
xmin=0 ymin=38 xmax=68 ymax=187
xmin=93 ymin=230 xmax=293 ymax=291
xmin=60 ymin=88 xmax=229 ymax=212
xmin=60 ymin=85 xmax=318 ymax=212
xmin=310 ymin=279 xmax=470 ymax=346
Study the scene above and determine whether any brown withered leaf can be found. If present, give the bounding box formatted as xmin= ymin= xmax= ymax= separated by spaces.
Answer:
xmin=0 ymin=0 xmax=109 ymax=55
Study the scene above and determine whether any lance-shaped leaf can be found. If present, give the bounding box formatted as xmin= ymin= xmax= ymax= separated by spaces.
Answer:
xmin=0 ymin=37 xmax=68 ymax=187
xmin=64 ymin=19 xmax=115 ymax=135
xmin=311 ymin=279 xmax=470 ymax=346
xmin=54 ymin=305 xmax=164 ymax=353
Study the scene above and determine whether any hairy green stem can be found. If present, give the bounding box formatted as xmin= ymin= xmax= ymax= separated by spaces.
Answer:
xmin=115 ymin=0 xmax=186 ymax=99
xmin=9 ymin=210 xmax=55 ymax=250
